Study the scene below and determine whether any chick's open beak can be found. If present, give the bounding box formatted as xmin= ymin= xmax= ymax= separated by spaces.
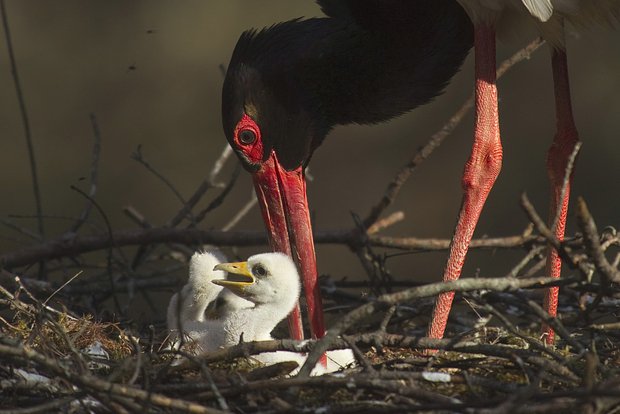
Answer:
xmin=212 ymin=262 xmax=255 ymax=289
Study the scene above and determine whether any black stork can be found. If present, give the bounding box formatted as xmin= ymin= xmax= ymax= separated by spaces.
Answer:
xmin=222 ymin=0 xmax=473 ymax=341
xmin=429 ymin=0 xmax=620 ymax=345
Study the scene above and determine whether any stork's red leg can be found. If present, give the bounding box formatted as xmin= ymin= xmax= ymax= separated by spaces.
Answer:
xmin=542 ymin=47 xmax=579 ymax=344
xmin=427 ymin=24 xmax=502 ymax=340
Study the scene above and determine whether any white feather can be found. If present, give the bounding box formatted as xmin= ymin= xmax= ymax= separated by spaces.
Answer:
xmin=522 ymin=0 xmax=554 ymax=22
xmin=167 ymin=252 xmax=355 ymax=375
xmin=457 ymin=0 xmax=619 ymax=47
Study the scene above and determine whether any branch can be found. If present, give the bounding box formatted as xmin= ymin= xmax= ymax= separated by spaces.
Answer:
xmin=70 ymin=113 xmax=102 ymax=233
xmin=520 ymin=192 xmax=591 ymax=277
xmin=0 ymin=338 xmax=226 ymax=414
xmin=298 ymin=273 xmax=567 ymax=377
xmin=0 ymin=227 xmax=542 ymax=269
xmin=576 ymin=197 xmax=620 ymax=283
xmin=1 ymin=0 xmax=44 ymax=241
xmin=131 ymin=144 xmax=186 ymax=206
xmin=167 ymin=144 xmax=234 ymax=228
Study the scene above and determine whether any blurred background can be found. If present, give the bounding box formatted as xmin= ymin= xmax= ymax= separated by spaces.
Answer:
xmin=1 ymin=1 xmax=618 ymax=321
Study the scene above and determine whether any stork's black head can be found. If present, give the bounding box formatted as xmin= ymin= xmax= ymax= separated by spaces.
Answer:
xmin=222 ymin=20 xmax=331 ymax=173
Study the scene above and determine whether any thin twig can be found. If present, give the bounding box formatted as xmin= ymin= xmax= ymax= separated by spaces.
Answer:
xmin=520 ymin=193 xmax=590 ymax=277
xmin=42 ymin=270 xmax=83 ymax=306
xmin=222 ymin=192 xmax=258 ymax=231
xmin=208 ymin=144 xmax=233 ymax=185
xmin=70 ymin=114 xmax=102 ymax=233
xmin=367 ymin=211 xmax=405 ymax=235
xmin=131 ymin=145 xmax=187 ymax=206
xmin=576 ymin=197 xmax=620 ymax=283
xmin=69 ymin=185 xmax=122 ymax=316
xmin=0 ymin=218 xmax=43 ymax=241
xmin=0 ymin=396 xmax=78 ymax=414
xmin=189 ymin=165 xmax=241 ymax=228
xmin=1 ymin=0 xmax=44 ymax=241
xmin=550 ymin=142 xmax=582 ymax=234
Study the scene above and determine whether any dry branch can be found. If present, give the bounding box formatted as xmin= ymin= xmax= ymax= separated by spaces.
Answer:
xmin=0 ymin=338 xmax=226 ymax=414
xmin=0 ymin=226 xmax=544 ymax=269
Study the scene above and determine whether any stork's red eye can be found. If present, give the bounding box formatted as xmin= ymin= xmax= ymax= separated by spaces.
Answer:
xmin=233 ymin=113 xmax=263 ymax=166
xmin=238 ymin=129 xmax=257 ymax=145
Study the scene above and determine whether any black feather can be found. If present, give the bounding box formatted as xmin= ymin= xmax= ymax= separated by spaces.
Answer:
xmin=223 ymin=0 xmax=472 ymax=170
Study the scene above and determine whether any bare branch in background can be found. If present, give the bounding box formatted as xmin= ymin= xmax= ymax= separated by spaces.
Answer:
xmin=222 ymin=191 xmax=258 ymax=231
xmin=0 ymin=226 xmax=545 ymax=269
xmin=168 ymin=144 xmax=234 ymax=228
xmin=70 ymin=113 xmax=103 ymax=233
xmin=1 ymin=0 xmax=44 ymax=241
xmin=131 ymin=144 xmax=187 ymax=206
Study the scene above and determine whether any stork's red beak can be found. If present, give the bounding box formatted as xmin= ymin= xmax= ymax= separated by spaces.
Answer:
xmin=252 ymin=151 xmax=326 ymax=341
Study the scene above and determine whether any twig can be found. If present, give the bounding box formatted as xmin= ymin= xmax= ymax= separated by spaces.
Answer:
xmin=0 ymin=226 xmax=549 ymax=269
xmin=69 ymin=185 xmax=122 ymax=315
xmin=367 ymin=211 xmax=405 ymax=235
xmin=208 ymin=143 xmax=233 ymax=185
xmin=131 ymin=145 xmax=187 ymax=206
xmin=167 ymin=178 xmax=212 ymax=227
xmin=520 ymin=193 xmax=590 ymax=277
xmin=576 ymin=197 xmax=620 ymax=284
xmin=352 ymin=213 xmax=394 ymax=294
xmin=0 ymin=278 xmax=77 ymax=321
xmin=298 ymin=274 xmax=567 ymax=377
xmin=167 ymin=144 xmax=235 ymax=228
xmin=1 ymin=0 xmax=44 ymax=241
xmin=189 ymin=165 xmax=241 ymax=228
xmin=0 ymin=339 xmax=226 ymax=414
xmin=222 ymin=192 xmax=258 ymax=231
xmin=70 ymin=113 xmax=102 ymax=233
xmin=0 ymin=396 xmax=77 ymax=414
xmin=371 ymin=231 xmax=540 ymax=251
xmin=550 ymin=142 xmax=582 ymax=234
xmin=504 ymin=244 xmax=546 ymax=279
xmin=0 ymin=218 xmax=43 ymax=241
xmin=42 ymin=270 xmax=83 ymax=306
xmin=480 ymin=293 xmax=576 ymax=361
xmin=123 ymin=205 xmax=152 ymax=228
xmin=515 ymin=291 xmax=585 ymax=352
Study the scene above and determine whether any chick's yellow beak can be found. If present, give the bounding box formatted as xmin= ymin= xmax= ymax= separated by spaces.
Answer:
xmin=212 ymin=261 xmax=255 ymax=289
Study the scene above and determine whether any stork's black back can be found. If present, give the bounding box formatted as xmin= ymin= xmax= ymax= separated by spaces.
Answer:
xmin=222 ymin=0 xmax=473 ymax=170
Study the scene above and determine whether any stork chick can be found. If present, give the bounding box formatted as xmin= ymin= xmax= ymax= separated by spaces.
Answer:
xmin=213 ymin=253 xmax=355 ymax=374
xmin=166 ymin=250 xmax=252 ymax=349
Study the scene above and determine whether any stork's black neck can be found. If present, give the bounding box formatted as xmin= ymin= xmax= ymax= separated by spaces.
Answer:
xmin=222 ymin=0 xmax=473 ymax=170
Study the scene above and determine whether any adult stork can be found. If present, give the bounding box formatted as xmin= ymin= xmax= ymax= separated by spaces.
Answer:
xmin=429 ymin=0 xmax=620 ymax=345
xmin=221 ymin=0 xmax=473 ymax=341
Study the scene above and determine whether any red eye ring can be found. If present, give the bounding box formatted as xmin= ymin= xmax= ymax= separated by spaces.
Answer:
xmin=233 ymin=113 xmax=263 ymax=165
xmin=238 ymin=128 xmax=257 ymax=145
